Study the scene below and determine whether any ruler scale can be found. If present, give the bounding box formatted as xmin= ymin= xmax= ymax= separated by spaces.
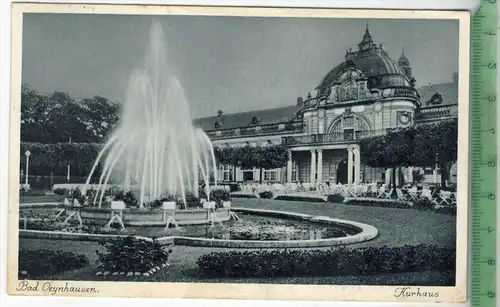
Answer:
xmin=471 ymin=1 xmax=497 ymax=307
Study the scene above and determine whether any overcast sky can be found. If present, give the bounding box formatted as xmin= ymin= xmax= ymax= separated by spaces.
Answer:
xmin=22 ymin=13 xmax=459 ymax=118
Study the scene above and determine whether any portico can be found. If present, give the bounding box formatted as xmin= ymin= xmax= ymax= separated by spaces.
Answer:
xmin=287 ymin=144 xmax=362 ymax=185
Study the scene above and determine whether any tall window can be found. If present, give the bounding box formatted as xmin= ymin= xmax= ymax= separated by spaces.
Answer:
xmin=264 ymin=169 xmax=278 ymax=182
xmin=219 ymin=164 xmax=233 ymax=182
xmin=291 ymin=161 xmax=297 ymax=182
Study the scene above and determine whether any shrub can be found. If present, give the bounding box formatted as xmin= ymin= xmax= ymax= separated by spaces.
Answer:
xmin=53 ymin=188 xmax=66 ymax=195
xmin=259 ymin=191 xmax=274 ymax=199
xmin=274 ymin=195 xmax=326 ymax=202
xmin=327 ymin=194 xmax=345 ymax=203
xmin=228 ymin=183 xmax=240 ymax=192
xmin=344 ymin=199 xmax=411 ymax=209
xmin=19 ymin=249 xmax=89 ymax=279
xmin=196 ymin=244 xmax=455 ymax=278
xmin=113 ymin=190 xmax=139 ymax=208
xmin=96 ymin=236 xmax=172 ymax=274
xmin=413 ymin=198 xmax=435 ymax=211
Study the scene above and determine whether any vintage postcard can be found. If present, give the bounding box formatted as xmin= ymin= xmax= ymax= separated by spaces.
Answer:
xmin=8 ymin=3 xmax=470 ymax=303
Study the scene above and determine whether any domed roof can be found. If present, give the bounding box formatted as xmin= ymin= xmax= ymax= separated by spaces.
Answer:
xmin=317 ymin=28 xmax=409 ymax=93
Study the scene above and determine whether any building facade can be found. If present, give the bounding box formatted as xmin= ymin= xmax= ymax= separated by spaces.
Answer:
xmin=194 ymin=27 xmax=458 ymax=186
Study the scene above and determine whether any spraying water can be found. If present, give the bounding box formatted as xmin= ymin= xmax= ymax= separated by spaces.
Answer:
xmin=83 ymin=21 xmax=218 ymax=209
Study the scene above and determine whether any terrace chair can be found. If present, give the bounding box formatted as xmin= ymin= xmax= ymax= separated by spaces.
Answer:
xmin=438 ymin=190 xmax=453 ymax=206
xmin=356 ymin=184 xmax=368 ymax=198
xmin=376 ymin=185 xmax=387 ymax=198
xmin=407 ymin=186 xmax=419 ymax=201
xmin=396 ymin=188 xmax=408 ymax=202
xmin=420 ymin=186 xmax=438 ymax=205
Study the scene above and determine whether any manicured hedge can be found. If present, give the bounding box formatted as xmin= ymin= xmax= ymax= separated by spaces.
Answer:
xmin=259 ymin=191 xmax=274 ymax=199
xmin=196 ymin=244 xmax=455 ymax=278
xmin=96 ymin=236 xmax=171 ymax=274
xmin=274 ymin=195 xmax=326 ymax=202
xmin=231 ymin=193 xmax=259 ymax=199
xmin=344 ymin=199 xmax=412 ymax=209
xmin=326 ymin=194 xmax=345 ymax=203
xmin=19 ymin=249 xmax=89 ymax=279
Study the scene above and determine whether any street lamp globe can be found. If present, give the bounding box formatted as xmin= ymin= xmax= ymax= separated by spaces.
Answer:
xmin=25 ymin=150 xmax=31 ymax=157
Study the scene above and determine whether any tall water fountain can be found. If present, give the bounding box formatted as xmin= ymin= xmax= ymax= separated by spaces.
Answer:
xmin=83 ymin=21 xmax=218 ymax=209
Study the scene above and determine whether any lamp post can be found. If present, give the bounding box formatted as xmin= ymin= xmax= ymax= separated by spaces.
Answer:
xmin=24 ymin=150 xmax=31 ymax=186
xmin=67 ymin=137 xmax=71 ymax=183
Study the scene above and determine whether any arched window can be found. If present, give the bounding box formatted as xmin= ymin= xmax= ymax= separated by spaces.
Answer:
xmin=327 ymin=114 xmax=371 ymax=141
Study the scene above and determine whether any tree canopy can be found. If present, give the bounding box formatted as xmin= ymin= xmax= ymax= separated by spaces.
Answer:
xmin=359 ymin=119 xmax=458 ymax=168
xmin=21 ymin=84 xmax=120 ymax=143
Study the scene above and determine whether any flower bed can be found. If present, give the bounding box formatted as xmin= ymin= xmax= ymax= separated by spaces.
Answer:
xmin=196 ymin=244 xmax=455 ymax=278
xmin=19 ymin=249 xmax=89 ymax=279
xmin=95 ymin=236 xmax=172 ymax=277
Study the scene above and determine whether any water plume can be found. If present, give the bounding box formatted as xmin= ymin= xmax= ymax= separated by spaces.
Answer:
xmin=83 ymin=21 xmax=217 ymax=208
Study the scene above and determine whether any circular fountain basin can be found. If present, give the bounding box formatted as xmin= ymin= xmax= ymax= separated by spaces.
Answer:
xmin=19 ymin=204 xmax=378 ymax=248
xmin=65 ymin=206 xmax=231 ymax=226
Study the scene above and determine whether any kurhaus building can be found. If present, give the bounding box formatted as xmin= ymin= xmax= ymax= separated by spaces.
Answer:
xmin=194 ymin=27 xmax=458 ymax=186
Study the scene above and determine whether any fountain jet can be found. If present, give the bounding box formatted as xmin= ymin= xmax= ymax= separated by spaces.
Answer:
xmin=83 ymin=21 xmax=217 ymax=208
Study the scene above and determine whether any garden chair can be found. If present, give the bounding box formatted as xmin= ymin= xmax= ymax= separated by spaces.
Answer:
xmin=356 ymin=184 xmax=368 ymax=197
xmin=376 ymin=185 xmax=387 ymax=198
xmin=407 ymin=186 xmax=419 ymax=201
xmin=396 ymin=188 xmax=408 ymax=202
xmin=384 ymin=188 xmax=394 ymax=199
xmin=344 ymin=185 xmax=356 ymax=198
xmin=421 ymin=186 xmax=439 ymax=205
xmin=368 ymin=183 xmax=377 ymax=197
xmin=438 ymin=190 xmax=453 ymax=206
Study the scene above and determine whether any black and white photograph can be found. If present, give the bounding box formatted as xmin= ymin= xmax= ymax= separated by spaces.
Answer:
xmin=8 ymin=3 xmax=469 ymax=303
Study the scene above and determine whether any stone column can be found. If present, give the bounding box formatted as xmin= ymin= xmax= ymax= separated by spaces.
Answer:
xmin=385 ymin=169 xmax=391 ymax=185
xmin=395 ymin=167 xmax=400 ymax=186
xmin=408 ymin=166 xmax=413 ymax=184
xmin=347 ymin=147 xmax=354 ymax=184
xmin=354 ymin=146 xmax=361 ymax=184
xmin=287 ymin=151 xmax=293 ymax=184
xmin=310 ymin=149 xmax=316 ymax=184
xmin=317 ymin=149 xmax=323 ymax=183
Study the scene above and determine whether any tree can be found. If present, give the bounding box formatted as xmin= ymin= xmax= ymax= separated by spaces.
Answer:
xmin=20 ymin=84 xmax=120 ymax=144
xmin=360 ymin=119 xmax=458 ymax=188
xmin=360 ymin=128 xmax=415 ymax=189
